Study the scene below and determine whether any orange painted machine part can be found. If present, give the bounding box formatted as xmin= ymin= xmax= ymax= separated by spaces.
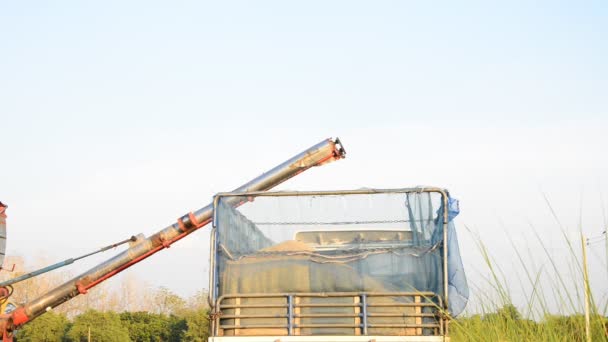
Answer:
xmin=177 ymin=212 xmax=205 ymax=233
xmin=0 ymin=307 xmax=27 ymax=342
xmin=10 ymin=307 xmax=28 ymax=326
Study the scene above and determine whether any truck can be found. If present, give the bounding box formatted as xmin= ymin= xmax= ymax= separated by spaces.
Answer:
xmin=0 ymin=137 xmax=468 ymax=342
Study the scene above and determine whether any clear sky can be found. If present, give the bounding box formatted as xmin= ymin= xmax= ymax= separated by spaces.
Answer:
xmin=1 ymin=1 xmax=607 ymax=315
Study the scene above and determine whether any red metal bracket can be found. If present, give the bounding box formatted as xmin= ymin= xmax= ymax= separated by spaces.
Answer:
xmin=11 ymin=307 xmax=29 ymax=326
xmin=177 ymin=218 xmax=186 ymax=232
xmin=177 ymin=212 xmax=204 ymax=232
xmin=75 ymin=282 xmax=88 ymax=295
xmin=2 ymin=326 xmax=13 ymax=342
xmin=188 ymin=212 xmax=203 ymax=228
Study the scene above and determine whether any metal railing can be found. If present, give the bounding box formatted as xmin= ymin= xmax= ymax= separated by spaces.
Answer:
xmin=212 ymin=292 xmax=444 ymax=337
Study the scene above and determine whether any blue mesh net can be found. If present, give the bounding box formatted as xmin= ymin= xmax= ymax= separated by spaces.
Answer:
xmin=213 ymin=190 xmax=468 ymax=316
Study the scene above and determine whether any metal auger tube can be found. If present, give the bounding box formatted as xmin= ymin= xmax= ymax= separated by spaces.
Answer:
xmin=0 ymin=138 xmax=346 ymax=340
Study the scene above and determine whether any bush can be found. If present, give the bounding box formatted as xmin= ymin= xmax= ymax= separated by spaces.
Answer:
xmin=16 ymin=311 xmax=69 ymax=342
xmin=120 ymin=311 xmax=172 ymax=342
xmin=65 ymin=310 xmax=131 ymax=342
xmin=180 ymin=309 xmax=210 ymax=342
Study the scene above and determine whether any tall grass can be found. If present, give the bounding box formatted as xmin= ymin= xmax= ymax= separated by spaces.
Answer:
xmin=449 ymin=196 xmax=608 ymax=341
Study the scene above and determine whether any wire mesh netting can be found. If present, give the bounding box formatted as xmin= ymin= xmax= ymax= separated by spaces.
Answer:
xmin=213 ymin=190 xmax=468 ymax=317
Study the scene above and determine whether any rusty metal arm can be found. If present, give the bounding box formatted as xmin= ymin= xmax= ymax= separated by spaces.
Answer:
xmin=0 ymin=138 xmax=346 ymax=340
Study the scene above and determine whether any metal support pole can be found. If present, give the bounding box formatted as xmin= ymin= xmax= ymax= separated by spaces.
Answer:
xmin=0 ymin=236 xmax=136 ymax=288
xmin=361 ymin=293 xmax=368 ymax=335
xmin=0 ymin=202 xmax=7 ymax=270
xmin=287 ymin=295 xmax=293 ymax=336
xmin=442 ymin=194 xmax=449 ymax=335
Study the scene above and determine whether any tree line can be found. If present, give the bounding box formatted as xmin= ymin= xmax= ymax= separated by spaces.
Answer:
xmin=17 ymin=308 xmax=209 ymax=342
xmin=0 ymin=256 xmax=211 ymax=341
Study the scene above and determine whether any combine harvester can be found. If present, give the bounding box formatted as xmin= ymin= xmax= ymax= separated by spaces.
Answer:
xmin=0 ymin=138 xmax=468 ymax=342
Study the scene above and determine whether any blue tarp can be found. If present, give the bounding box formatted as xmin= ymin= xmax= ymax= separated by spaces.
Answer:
xmin=434 ymin=197 xmax=469 ymax=316
xmin=406 ymin=194 xmax=469 ymax=316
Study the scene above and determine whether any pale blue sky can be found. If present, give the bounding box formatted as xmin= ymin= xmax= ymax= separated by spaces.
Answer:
xmin=1 ymin=1 xmax=607 ymax=315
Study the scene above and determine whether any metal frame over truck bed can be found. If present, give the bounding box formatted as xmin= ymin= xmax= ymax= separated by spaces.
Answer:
xmin=209 ymin=188 xmax=451 ymax=342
